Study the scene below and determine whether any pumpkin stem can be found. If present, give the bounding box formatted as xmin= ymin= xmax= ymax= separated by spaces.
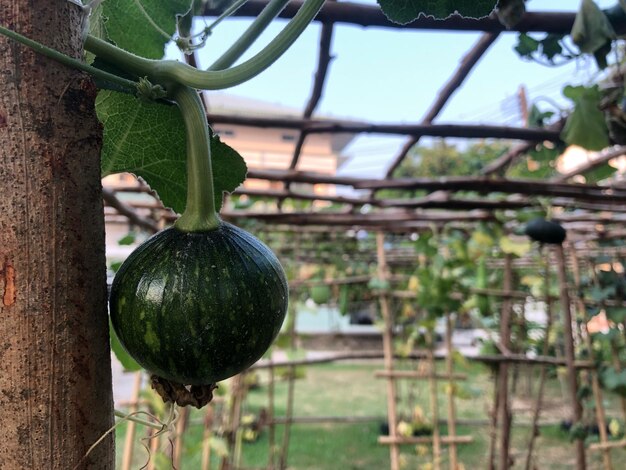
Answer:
xmin=172 ymin=86 xmax=221 ymax=232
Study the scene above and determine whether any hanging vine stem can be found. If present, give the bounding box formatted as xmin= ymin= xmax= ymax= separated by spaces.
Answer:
xmin=83 ymin=0 xmax=325 ymax=90
xmin=1 ymin=0 xmax=324 ymax=92
xmin=208 ymin=0 xmax=291 ymax=71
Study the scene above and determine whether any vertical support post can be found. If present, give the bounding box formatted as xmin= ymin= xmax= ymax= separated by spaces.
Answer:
xmin=201 ymin=405 xmax=215 ymax=470
xmin=525 ymin=248 xmax=554 ymax=470
xmin=267 ymin=361 xmax=276 ymax=470
xmin=279 ymin=300 xmax=298 ymax=470
xmin=376 ymin=231 xmax=400 ymax=470
xmin=445 ymin=313 xmax=458 ymax=470
xmin=0 ymin=2 xmax=115 ymax=467
xmin=121 ymin=372 xmax=144 ymax=470
xmin=173 ymin=406 xmax=189 ymax=468
xmin=554 ymin=244 xmax=586 ymax=470
xmin=570 ymin=247 xmax=612 ymax=470
xmin=498 ymin=254 xmax=513 ymax=470
xmin=427 ymin=330 xmax=442 ymax=470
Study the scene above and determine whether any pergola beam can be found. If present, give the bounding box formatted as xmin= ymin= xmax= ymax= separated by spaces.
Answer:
xmin=209 ymin=114 xmax=562 ymax=141
xmin=203 ymin=1 xmax=588 ymax=34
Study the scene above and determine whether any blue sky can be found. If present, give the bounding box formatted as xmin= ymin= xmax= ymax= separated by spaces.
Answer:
xmin=167 ymin=0 xmax=617 ymax=177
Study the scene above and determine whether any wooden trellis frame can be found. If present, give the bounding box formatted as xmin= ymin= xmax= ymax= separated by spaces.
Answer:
xmin=102 ymin=3 xmax=626 ymax=469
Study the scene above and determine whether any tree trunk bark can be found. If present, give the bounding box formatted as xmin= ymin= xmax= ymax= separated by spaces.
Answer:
xmin=0 ymin=1 xmax=115 ymax=468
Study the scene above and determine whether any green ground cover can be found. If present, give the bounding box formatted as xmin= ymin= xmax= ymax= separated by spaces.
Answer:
xmin=115 ymin=360 xmax=625 ymax=469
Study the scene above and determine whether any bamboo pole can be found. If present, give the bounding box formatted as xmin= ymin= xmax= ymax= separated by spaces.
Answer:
xmin=524 ymin=249 xmax=554 ymax=470
xmin=121 ymin=372 xmax=143 ymax=470
xmin=278 ymin=301 xmax=298 ymax=470
xmin=173 ymin=406 xmax=189 ymax=468
xmin=379 ymin=436 xmax=473 ymax=445
xmin=427 ymin=330 xmax=442 ymax=470
xmin=587 ymin=256 xmax=626 ymax=421
xmin=498 ymin=254 xmax=513 ymax=470
xmin=146 ymin=429 xmax=160 ymax=470
xmin=554 ymin=244 xmax=586 ymax=470
xmin=375 ymin=370 xmax=467 ymax=380
xmin=201 ymin=406 xmax=214 ymax=470
xmin=445 ymin=313 xmax=459 ymax=470
xmin=267 ymin=361 xmax=276 ymax=470
xmin=376 ymin=231 xmax=401 ymax=470
xmin=570 ymin=246 xmax=613 ymax=470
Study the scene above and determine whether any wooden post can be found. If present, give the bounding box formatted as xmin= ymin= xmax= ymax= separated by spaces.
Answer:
xmin=554 ymin=245 xmax=586 ymax=470
xmin=0 ymin=1 xmax=115 ymax=467
xmin=267 ymin=361 xmax=276 ymax=470
xmin=488 ymin=373 xmax=500 ymax=470
xmin=427 ymin=330 xmax=442 ymax=470
xmin=279 ymin=300 xmax=298 ymax=470
xmin=445 ymin=313 xmax=459 ymax=470
xmin=173 ymin=406 xmax=190 ymax=468
xmin=146 ymin=429 xmax=161 ymax=470
xmin=524 ymin=249 xmax=554 ymax=470
xmin=376 ymin=231 xmax=401 ymax=470
xmin=570 ymin=248 xmax=612 ymax=470
xmin=498 ymin=254 xmax=513 ymax=470
xmin=201 ymin=405 xmax=215 ymax=470
xmin=121 ymin=372 xmax=144 ymax=470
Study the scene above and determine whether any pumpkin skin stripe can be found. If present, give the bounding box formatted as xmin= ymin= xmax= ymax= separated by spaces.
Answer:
xmin=110 ymin=223 xmax=288 ymax=385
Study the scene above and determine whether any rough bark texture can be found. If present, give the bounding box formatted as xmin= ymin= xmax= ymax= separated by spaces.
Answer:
xmin=0 ymin=1 xmax=115 ymax=468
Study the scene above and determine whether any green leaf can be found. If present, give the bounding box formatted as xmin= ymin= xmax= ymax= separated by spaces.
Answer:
xmin=590 ymin=285 xmax=616 ymax=301
xmin=377 ymin=0 xmax=496 ymax=24
xmin=571 ymin=0 xmax=615 ymax=55
xmin=499 ymin=236 xmax=531 ymax=257
xmin=109 ymin=320 xmax=142 ymax=372
xmin=601 ymin=367 xmax=626 ymax=396
xmin=117 ymin=233 xmax=136 ymax=245
xmin=97 ymin=90 xmax=247 ymax=213
xmin=583 ymin=162 xmax=617 ymax=183
xmin=561 ymin=85 xmax=609 ymax=150
xmin=103 ymin=0 xmax=191 ymax=59
xmin=541 ymin=34 xmax=567 ymax=61
xmin=514 ymin=33 xmax=540 ymax=57
xmin=606 ymin=307 xmax=626 ymax=323
xmin=210 ymin=132 xmax=248 ymax=211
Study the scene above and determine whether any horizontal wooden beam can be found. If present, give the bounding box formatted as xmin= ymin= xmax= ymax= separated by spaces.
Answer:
xmin=209 ymin=113 xmax=561 ymax=141
xmin=375 ymin=370 xmax=467 ymax=380
xmin=379 ymin=435 xmax=473 ymax=445
xmin=222 ymin=210 xmax=494 ymax=226
xmin=203 ymin=1 xmax=584 ymax=34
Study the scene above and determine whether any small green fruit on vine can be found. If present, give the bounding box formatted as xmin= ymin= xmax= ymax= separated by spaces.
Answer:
xmin=524 ymin=217 xmax=566 ymax=245
xmin=110 ymin=223 xmax=288 ymax=387
xmin=310 ymin=284 xmax=331 ymax=305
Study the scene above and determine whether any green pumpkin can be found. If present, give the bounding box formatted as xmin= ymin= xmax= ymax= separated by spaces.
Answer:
xmin=109 ymin=223 xmax=288 ymax=385
xmin=524 ymin=218 xmax=566 ymax=245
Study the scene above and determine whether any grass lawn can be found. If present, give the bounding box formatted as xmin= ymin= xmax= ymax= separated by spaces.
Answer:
xmin=115 ymin=360 xmax=626 ymax=469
